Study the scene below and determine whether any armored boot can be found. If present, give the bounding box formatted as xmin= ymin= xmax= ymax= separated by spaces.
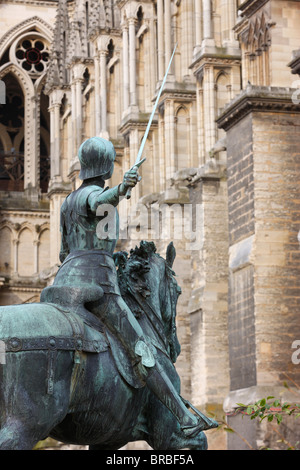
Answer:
xmin=144 ymin=360 xmax=218 ymax=437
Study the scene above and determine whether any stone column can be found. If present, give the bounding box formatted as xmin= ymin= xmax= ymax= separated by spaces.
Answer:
xmin=99 ymin=49 xmax=108 ymax=137
xmin=194 ymin=0 xmax=202 ymax=52
xmin=203 ymin=65 xmax=216 ymax=157
xmin=72 ymin=63 xmax=86 ymax=155
xmin=165 ymin=99 xmax=175 ymax=181
xmin=71 ymin=81 xmax=76 ymax=156
xmin=75 ymin=78 xmax=83 ymax=143
xmin=49 ymin=89 xmax=64 ymax=180
xmin=122 ymin=25 xmax=130 ymax=111
xmin=221 ymin=0 xmax=239 ymax=48
xmin=31 ymin=94 xmax=39 ymax=191
xmin=94 ymin=54 xmax=101 ymax=135
xmin=164 ymin=0 xmax=172 ymax=71
xmin=202 ymin=0 xmax=215 ymax=49
xmin=13 ymin=239 xmax=18 ymax=275
xmin=33 ymin=239 xmax=39 ymax=274
xmin=128 ymin=17 xmax=137 ymax=107
xmin=157 ymin=0 xmax=165 ymax=81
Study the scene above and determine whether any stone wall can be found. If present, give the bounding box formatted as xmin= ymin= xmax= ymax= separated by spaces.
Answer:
xmin=218 ymin=86 xmax=300 ymax=449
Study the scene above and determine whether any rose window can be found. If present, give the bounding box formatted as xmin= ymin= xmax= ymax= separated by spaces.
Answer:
xmin=15 ymin=37 xmax=49 ymax=76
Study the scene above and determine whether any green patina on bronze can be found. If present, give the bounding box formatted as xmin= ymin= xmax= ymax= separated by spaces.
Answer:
xmin=0 ymin=137 xmax=217 ymax=450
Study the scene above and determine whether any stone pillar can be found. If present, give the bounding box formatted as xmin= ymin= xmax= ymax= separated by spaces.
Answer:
xmin=202 ymin=0 xmax=215 ymax=49
xmin=221 ymin=0 xmax=239 ymax=48
xmin=30 ymin=94 xmax=39 ymax=191
xmin=181 ymin=0 xmax=194 ymax=79
xmin=94 ymin=54 xmax=101 ymax=135
xmin=157 ymin=0 xmax=165 ymax=81
xmin=13 ymin=239 xmax=18 ymax=275
xmin=203 ymin=0 xmax=212 ymax=39
xmin=33 ymin=239 xmax=39 ymax=274
xmin=128 ymin=17 xmax=137 ymax=107
xmin=164 ymin=0 xmax=172 ymax=71
xmin=71 ymin=81 xmax=76 ymax=156
xmin=49 ymin=89 xmax=64 ymax=180
xmin=194 ymin=0 xmax=202 ymax=54
xmin=203 ymin=65 xmax=216 ymax=157
xmin=188 ymin=166 xmax=229 ymax=451
xmin=71 ymin=63 xmax=86 ymax=156
xmin=99 ymin=49 xmax=108 ymax=137
xmin=122 ymin=25 xmax=130 ymax=111
xmin=75 ymin=78 xmax=83 ymax=143
xmin=165 ymin=99 xmax=175 ymax=181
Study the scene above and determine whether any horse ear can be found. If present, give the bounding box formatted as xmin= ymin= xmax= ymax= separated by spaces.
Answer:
xmin=166 ymin=242 xmax=176 ymax=268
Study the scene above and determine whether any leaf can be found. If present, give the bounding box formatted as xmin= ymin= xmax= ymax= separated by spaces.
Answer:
xmin=223 ymin=427 xmax=235 ymax=433
xmin=275 ymin=413 xmax=283 ymax=425
xmin=267 ymin=396 xmax=275 ymax=400
xmin=267 ymin=414 xmax=274 ymax=422
xmin=259 ymin=398 xmax=266 ymax=407
xmin=247 ymin=406 xmax=253 ymax=415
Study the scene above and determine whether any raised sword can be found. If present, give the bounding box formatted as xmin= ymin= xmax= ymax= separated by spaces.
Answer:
xmin=125 ymin=43 xmax=177 ymax=199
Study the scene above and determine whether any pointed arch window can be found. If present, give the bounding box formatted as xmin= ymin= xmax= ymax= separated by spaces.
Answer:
xmin=0 ymin=25 xmax=51 ymax=193
xmin=0 ymin=73 xmax=24 ymax=191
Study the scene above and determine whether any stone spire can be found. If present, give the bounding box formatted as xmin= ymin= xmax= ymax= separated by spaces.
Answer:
xmin=45 ymin=0 xmax=70 ymax=92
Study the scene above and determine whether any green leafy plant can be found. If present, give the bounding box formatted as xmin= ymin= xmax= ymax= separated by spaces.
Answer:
xmin=235 ymin=397 xmax=300 ymax=425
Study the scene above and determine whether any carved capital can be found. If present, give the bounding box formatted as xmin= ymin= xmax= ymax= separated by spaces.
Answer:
xmin=72 ymin=63 xmax=86 ymax=81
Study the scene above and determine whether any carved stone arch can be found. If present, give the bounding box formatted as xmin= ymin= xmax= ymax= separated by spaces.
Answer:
xmin=135 ymin=3 xmax=145 ymax=18
xmin=18 ymin=221 xmax=35 ymax=239
xmin=0 ymin=220 xmax=17 ymax=238
xmin=0 ymin=222 xmax=14 ymax=274
xmin=0 ymin=62 xmax=34 ymax=98
xmin=37 ymin=222 xmax=50 ymax=242
xmin=215 ymin=69 xmax=229 ymax=85
xmin=175 ymin=104 xmax=188 ymax=118
xmin=0 ymin=16 xmax=53 ymax=61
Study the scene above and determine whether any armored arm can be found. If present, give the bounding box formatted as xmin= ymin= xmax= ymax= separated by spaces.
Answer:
xmin=88 ymin=168 xmax=140 ymax=213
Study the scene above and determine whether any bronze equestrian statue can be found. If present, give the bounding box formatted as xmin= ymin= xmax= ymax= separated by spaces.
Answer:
xmin=0 ymin=137 xmax=217 ymax=450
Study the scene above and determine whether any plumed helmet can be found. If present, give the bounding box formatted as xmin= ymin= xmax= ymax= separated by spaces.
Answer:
xmin=78 ymin=137 xmax=116 ymax=180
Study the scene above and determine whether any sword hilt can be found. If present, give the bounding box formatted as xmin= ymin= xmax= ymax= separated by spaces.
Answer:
xmin=125 ymin=158 xmax=146 ymax=199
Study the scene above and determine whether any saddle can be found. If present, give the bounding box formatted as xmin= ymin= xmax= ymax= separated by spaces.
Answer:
xmin=40 ymin=284 xmax=148 ymax=389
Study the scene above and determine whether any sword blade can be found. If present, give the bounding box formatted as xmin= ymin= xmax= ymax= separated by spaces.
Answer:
xmin=125 ymin=43 xmax=177 ymax=199
xmin=134 ymin=43 xmax=177 ymax=167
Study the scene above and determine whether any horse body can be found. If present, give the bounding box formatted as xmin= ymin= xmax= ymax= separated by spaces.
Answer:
xmin=0 ymin=242 xmax=209 ymax=450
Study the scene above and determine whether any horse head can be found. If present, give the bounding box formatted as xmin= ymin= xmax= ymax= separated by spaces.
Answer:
xmin=114 ymin=241 xmax=182 ymax=363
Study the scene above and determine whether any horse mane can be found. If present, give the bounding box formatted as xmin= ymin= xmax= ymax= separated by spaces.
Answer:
xmin=114 ymin=241 xmax=181 ymax=362
xmin=114 ymin=241 xmax=157 ymax=300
